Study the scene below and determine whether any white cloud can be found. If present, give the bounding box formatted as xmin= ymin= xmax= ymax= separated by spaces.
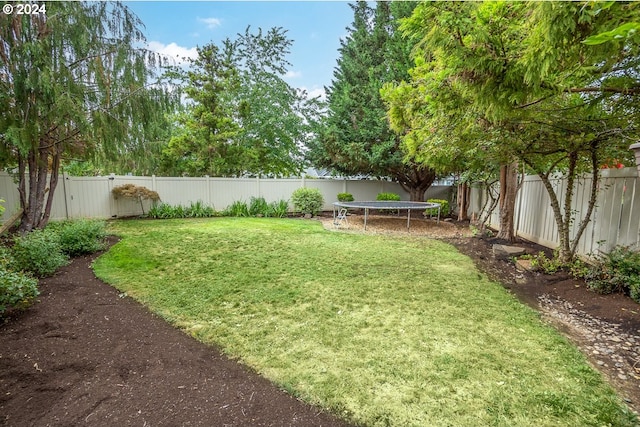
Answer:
xmin=285 ymin=70 xmax=302 ymax=79
xmin=198 ymin=17 xmax=222 ymax=29
xmin=299 ymin=86 xmax=326 ymax=101
xmin=147 ymin=41 xmax=198 ymax=65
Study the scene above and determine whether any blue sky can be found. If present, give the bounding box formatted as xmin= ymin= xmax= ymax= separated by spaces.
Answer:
xmin=124 ymin=1 xmax=354 ymax=99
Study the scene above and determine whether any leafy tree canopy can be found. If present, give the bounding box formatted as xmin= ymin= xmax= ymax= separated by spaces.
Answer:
xmin=162 ymin=27 xmax=320 ymax=178
xmin=384 ymin=0 xmax=640 ymax=260
xmin=0 ymin=2 xmax=178 ymax=231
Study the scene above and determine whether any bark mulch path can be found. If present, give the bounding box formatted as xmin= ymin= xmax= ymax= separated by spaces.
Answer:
xmin=3 ymin=215 xmax=640 ymax=425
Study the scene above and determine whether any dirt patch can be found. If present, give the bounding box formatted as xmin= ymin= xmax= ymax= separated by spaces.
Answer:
xmin=318 ymin=212 xmax=472 ymax=239
xmin=2 ymin=216 xmax=640 ymax=424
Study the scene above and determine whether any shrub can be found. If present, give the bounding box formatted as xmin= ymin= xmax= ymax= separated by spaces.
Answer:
xmin=55 ymin=220 xmax=107 ymax=256
xmin=0 ymin=266 xmax=39 ymax=316
xmin=425 ymin=199 xmax=450 ymax=218
xmin=249 ymin=197 xmax=270 ymax=217
xmin=337 ymin=192 xmax=354 ymax=202
xmin=519 ymin=251 xmax=563 ymax=274
xmin=267 ymin=200 xmax=289 ymax=218
xmin=376 ymin=192 xmax=401 ymax=201
xmin=185 ymin=201 xmax=216 ymax=218
xmin=148 ymin=202 xmax=218 ymax=219
xmin=376 ymin=193 xmax=400 ymax=214
xmin=291 ymin=188 xmax=324 ymax=216
xmin=224 ymin=200 xmax=250 ymax=217
xmin=586 ymin=246 xmax=640 ymax=302
xmin=11 ymin=229 xmax=68 ymax=277
xmin=148 ymin=203 xmax=173 ymax=219
xmin=112 ymin=183 xmax=160 ymax=215
xmin=112 ymin=183 xmax=160 ymax=202
xmin=0 ymin=245 xmax=14 ymax=269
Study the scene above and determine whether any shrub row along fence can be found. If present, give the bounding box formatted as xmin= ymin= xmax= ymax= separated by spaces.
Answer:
xmin=5 ymin=168 xmax=638 ymax=258
xmin=0 ymin=173 xmax=453 ymax=222
xmin=468 ymin=167 xmax=640 ymax=258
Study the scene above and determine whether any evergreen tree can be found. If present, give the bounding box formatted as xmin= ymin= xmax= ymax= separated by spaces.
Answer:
xmin=308 ymin=1 xmax=434 ymax=201
xmin=163 ymin=27 xmax=317 ymax=177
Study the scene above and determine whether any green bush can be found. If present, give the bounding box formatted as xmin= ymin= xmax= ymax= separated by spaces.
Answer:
xmin=376 ymin=193 xmax=401 ymax=214
xmin=586 ymin=246 xmax=640 ymax=302
xmin=224 ymin=200 xmax=250 ymax=217
xmin=291 ymin=188 xmax=324 ymax=216
xmin=0 ymin=266 xmax=39 ymax=316
xmin=249 ymin=197 xmax=270 ymax=217
xmin=147 ymin=199 xmax=285 ymax=219
xmin=267 ymin=200 xmax=289 ymax=218
xmin=11 ymin=229 xmax=68 ymax=278
xmin=55 ymin=219 xmax=107 ymax=256
xmin=337 ymin=192 xmax=354 ymax=202
xmin=148 ymin=201 xmax=219 ymax=219
xmin=148 ymin=203 xmax=171 ymax=219
xmin=185 ymin=200 xmax=216 ymax=218
xmin=0 ymin=245 xmax=14 ymax=269
xmin=519 ymin=251 xmax=563 ymax=274
xmin=425 ymin=199 xmax=450 ymax=217
xmin=376 ymin=192 xmax=401 ymax=201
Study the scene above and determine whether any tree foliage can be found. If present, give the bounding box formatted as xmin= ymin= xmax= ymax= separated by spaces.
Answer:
xmin=307 ymin=1 xmax=435 ymax=201
xmin=0 ymin=2 xmax=177 ymax=232
xmin=163 ymin=27 xmax=319 ymax=178
xmin=384 ymin=1 xmax=640 ymax=260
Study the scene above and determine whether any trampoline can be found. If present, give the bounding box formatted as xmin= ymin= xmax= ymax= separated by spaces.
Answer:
xmin=333 ymin=201 xmax=441 ymax=230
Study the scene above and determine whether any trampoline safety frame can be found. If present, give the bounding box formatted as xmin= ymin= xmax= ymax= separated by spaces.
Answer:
xmin=332 ymin=200 xmax=441 ymax=230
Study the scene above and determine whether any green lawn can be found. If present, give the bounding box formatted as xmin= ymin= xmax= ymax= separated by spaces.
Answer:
xmin=94 ymin=218 xmax=636 ymax=427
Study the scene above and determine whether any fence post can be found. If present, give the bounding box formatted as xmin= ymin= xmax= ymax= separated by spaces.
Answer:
xmin=61 ymin=172 xmax=70 ymax=220
xmin=108 ymin=174 xmax=116 ymax=218
xmin=206 ymin=175 xmax=211 ymax=206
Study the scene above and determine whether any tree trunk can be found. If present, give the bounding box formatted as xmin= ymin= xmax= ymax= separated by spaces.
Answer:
xmin=396 ymin=165 xmax=436 ymax=202
xmin=532 ymin=147 xmax=599 ymax=264
xmin=408 ymin=186 xmax=427 ymax=202
xmin=477 ymin=180 xmax=499 ymax=233
xmin=496 ymin=162 xmax=518 ymax=242
xmin=38 ymin=144 xmax=61 ymax=229
xmin=18 ymin=139 xmax=59 ymax=233
xmin=457 ymin=182 xmax=470 ymax=221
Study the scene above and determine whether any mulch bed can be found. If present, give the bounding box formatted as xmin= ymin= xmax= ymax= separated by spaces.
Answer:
xmin=0 ymin=238 xmax=353 ymax=427
xmin=2 ymin=216 xmax=640 ymax=424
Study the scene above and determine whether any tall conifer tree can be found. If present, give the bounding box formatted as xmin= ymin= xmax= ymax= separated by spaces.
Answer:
xmin=308 ymin=1 xmax=435 ymax=201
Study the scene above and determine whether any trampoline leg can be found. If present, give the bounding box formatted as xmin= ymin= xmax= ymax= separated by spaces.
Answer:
xmin=364 ymin=208 xmax=368 ymax=230
xmin=407 ymin=209 xmax=411 ymax=230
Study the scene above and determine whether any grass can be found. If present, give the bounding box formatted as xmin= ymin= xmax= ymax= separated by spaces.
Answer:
xmin=94 ymin=218 xmax=637 ymax=427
